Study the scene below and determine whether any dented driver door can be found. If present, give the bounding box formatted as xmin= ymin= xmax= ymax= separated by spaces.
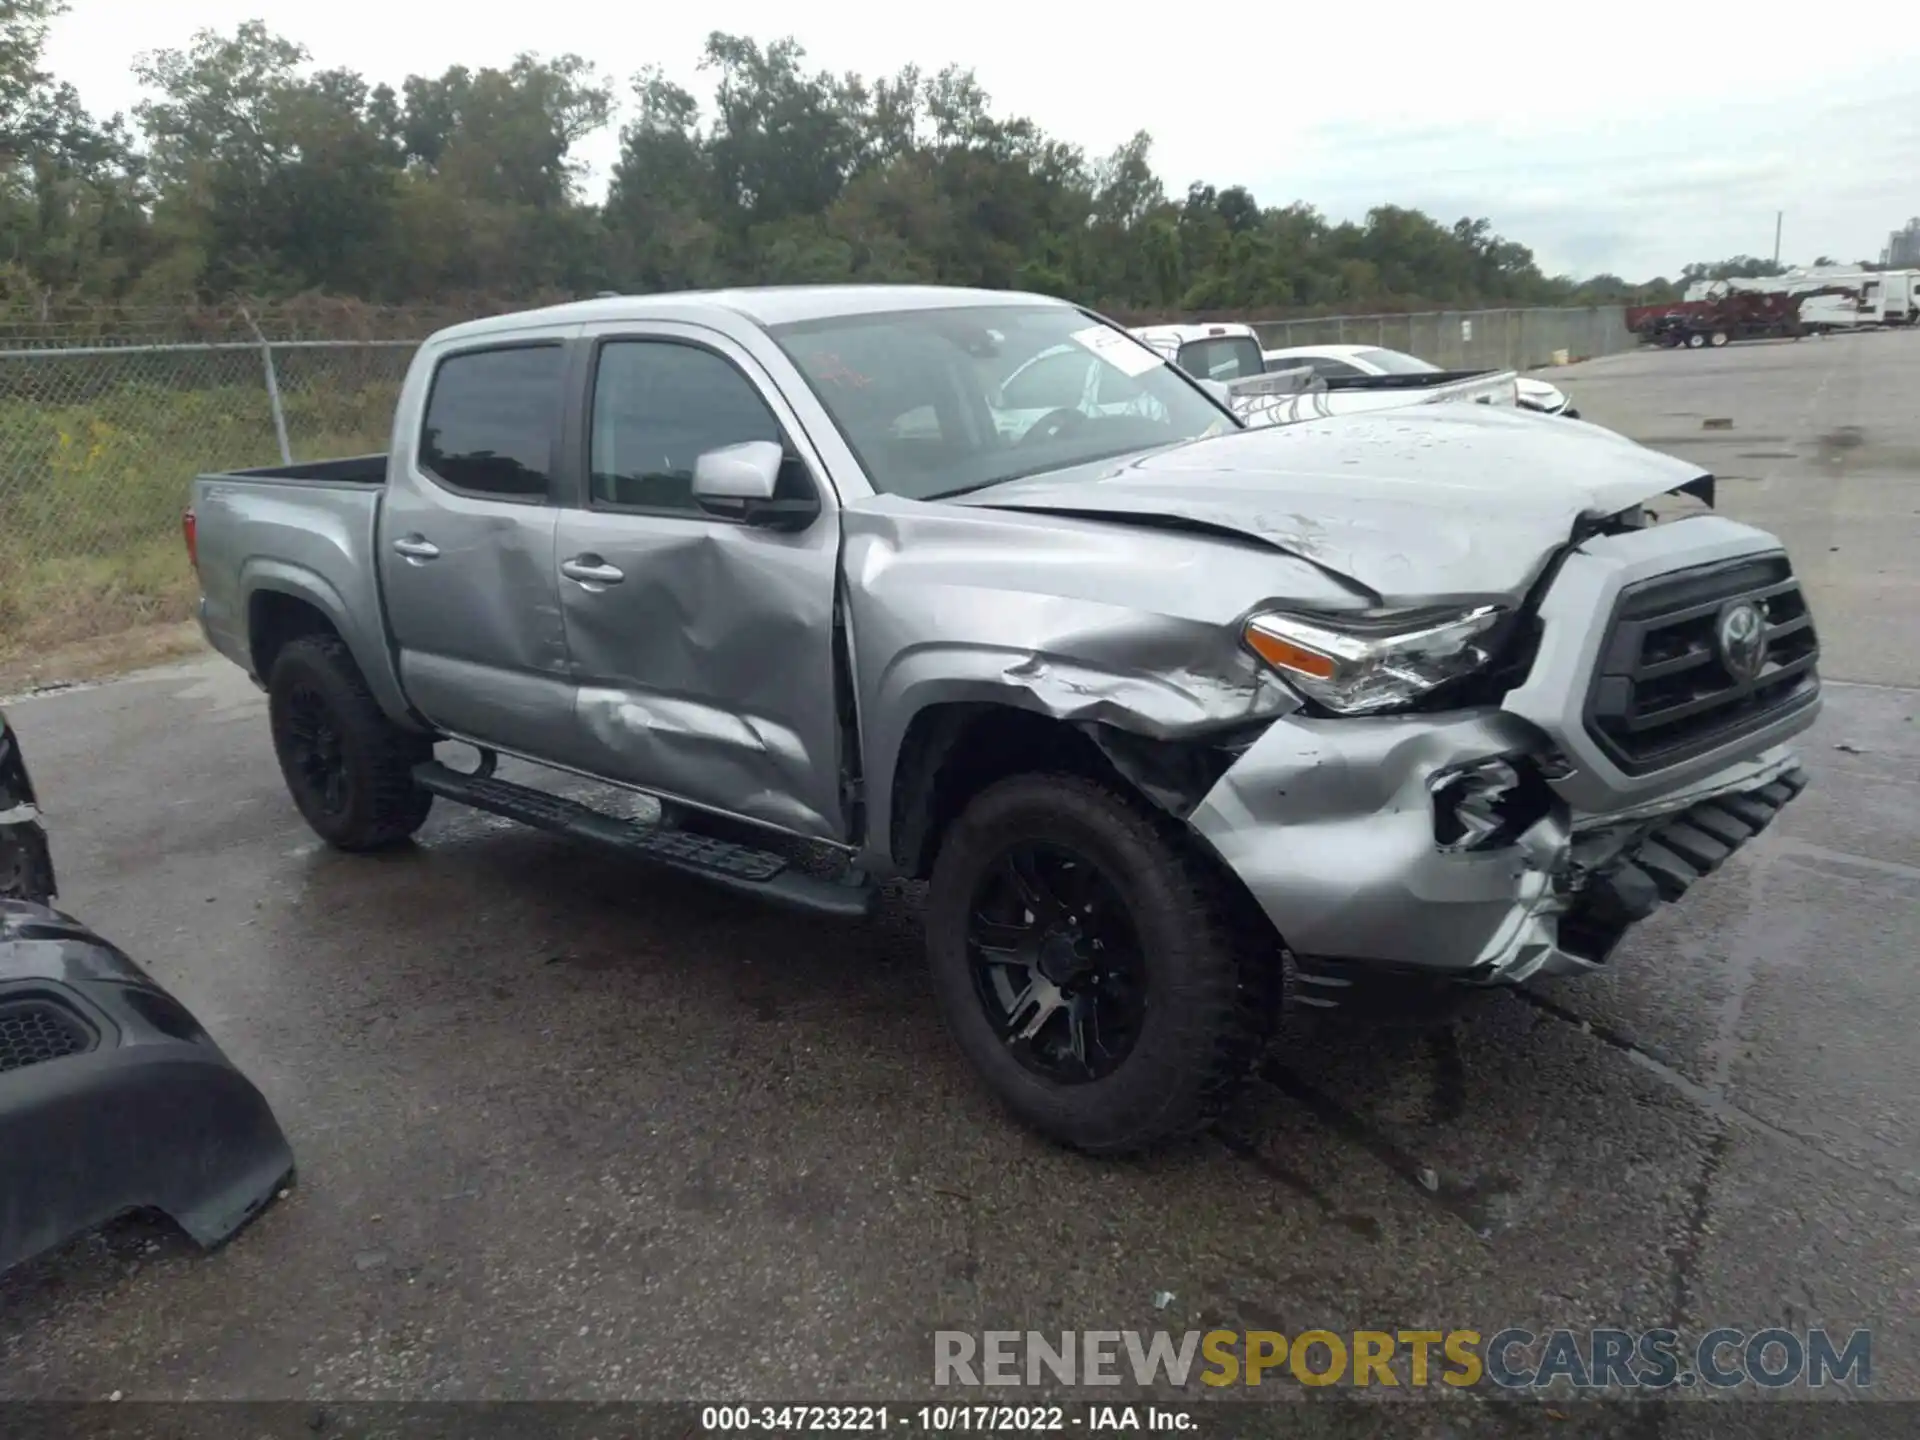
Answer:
xmin=549 ymin=322 xmax=848 ymax=842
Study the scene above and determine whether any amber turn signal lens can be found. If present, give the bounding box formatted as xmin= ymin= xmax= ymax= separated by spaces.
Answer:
xmin=1244 ymin=624 xmax=1338 ymax=680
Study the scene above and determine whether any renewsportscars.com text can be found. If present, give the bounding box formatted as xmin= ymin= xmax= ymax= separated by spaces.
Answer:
xmin=933 ymin=1328 xmax=1871 ymax=1391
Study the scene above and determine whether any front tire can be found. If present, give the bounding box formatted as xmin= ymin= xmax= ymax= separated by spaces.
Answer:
xmin=925 ymin=773 xmax=1275 ymax=1155
xmin=267 ymin=635 xmax=434 ymax=851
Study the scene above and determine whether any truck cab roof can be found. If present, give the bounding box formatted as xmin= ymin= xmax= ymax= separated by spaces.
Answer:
xmin=429 ymin=285 xmax=1077 ymax=347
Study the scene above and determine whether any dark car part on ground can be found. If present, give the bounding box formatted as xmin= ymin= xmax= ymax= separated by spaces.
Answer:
xmin=0 ymin=711 xmax=55 ymax=906
xmin=0 ymin=900 xmax=295 ymax=1275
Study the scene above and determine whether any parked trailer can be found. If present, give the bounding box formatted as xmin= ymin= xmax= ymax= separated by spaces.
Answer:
xmin=1688 ymin=268 xmax=1920 ymax=326
xmin=1625 ymin=287 xmax=1860 ymax=349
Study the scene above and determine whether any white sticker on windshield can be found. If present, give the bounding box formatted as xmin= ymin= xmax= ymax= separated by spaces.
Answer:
xmin=1069 ymin=325 xmax=1163 ymax=378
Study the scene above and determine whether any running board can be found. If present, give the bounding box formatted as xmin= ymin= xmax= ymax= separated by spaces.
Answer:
xmin=412 ymin=762 xmax=877 ymax=920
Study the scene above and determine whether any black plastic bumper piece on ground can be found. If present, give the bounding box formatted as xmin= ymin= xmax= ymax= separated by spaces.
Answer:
xmin=0 ymin=900 xmax=295 ymax=1276
xmin=0 ymin=713 xmax=56 ymax=905
xmin=412 ymin=762 xmax=878 ymax=920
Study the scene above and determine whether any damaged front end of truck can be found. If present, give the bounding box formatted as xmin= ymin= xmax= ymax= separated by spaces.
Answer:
xmin=885 ymin=408 xmax=1819 ymax=1009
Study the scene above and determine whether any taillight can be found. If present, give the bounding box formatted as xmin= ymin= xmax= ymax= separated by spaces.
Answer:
xmin=182 ymin=508 xmax=198 ymax=573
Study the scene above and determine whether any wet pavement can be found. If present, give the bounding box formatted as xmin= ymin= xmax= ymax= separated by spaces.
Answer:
xmin=2 ymin=329 xmax=1917 ymax=1407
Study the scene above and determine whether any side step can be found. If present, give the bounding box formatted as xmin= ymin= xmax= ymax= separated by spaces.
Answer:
xmin=412 ymin=762 xmax=877 ymax=920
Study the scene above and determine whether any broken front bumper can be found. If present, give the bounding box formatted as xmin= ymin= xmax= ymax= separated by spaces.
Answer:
xmin=0 ymin=713 xmax=55 ymax=904
xmin=1 ymin=900 xmax=294 ymax=1274
xmin=1188 ymin=709 xmax=1806 ymax=992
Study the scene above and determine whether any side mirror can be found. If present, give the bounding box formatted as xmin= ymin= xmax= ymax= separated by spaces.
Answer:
xmin=692 ymin=441 xmax=819 ymax=532
xmin=1199 ymin=378 xmax=1233 ymax=408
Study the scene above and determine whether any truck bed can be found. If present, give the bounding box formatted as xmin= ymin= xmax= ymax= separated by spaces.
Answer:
xmin=211 ymin=454 xmax=388 ymax=486
xmin=190 ymin=459 xmax=403 ymax=717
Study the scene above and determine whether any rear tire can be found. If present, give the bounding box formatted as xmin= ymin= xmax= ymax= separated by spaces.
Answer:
xmin=1685 ymin=332 xmax=1707 ymax=349
xmin=1708 ymin=330 xmax=1730 ymax=348
xmin=925 ymin=773 xmax=1277 ymax=1155
xmin=267 ymin=635 xmax=433 ymax=851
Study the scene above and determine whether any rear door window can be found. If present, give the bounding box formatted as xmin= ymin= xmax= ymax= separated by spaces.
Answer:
xmin=419 ymin=345 xmax=566 ymax=501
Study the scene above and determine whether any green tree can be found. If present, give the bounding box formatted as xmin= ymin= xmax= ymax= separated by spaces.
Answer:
xmin=604 ymin=67 xmax=721 ymax=291
xmin=1 ymin=0 xmax=151 ymax=298
xmin=6 ymin=18 xmax=1698 ymax=312
xmin=701 ymin=33 xmax=863 ymax=232
xmin=133 ymin=22 xmax=404 ymax=295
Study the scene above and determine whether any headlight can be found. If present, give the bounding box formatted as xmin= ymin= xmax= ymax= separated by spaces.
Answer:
xmin=1242 ymin=606 xmax=1507 ymax=714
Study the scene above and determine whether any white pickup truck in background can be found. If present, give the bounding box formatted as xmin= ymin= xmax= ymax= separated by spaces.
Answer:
xmin=1127 ymin=322 xmax=1526 ymax=428
xmin=1261 ymin=342 xmax=1580 ymax=419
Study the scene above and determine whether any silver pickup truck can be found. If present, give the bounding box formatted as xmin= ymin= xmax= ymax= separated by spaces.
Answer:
xmin=187 ymin=285 xmax=1819 ymax=1154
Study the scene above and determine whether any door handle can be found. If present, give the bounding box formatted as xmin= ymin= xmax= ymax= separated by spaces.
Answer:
xmin=392 ymin=535 xmax=440 ymax=562
xmin=561 ymin=555 xmax=625 ymax=587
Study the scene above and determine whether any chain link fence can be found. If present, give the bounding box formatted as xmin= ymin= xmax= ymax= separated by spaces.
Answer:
xmin=0 ymin=303 xmax=1636 ymax=664
xmin=0 ymin=338 xmax=416 ymax=662
xmin=1249 ymin=306 xmax=1634 ymax=373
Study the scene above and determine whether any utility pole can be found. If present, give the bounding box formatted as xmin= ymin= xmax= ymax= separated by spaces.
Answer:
xmin=1773 ymin=211 xmax=1783 ymax=268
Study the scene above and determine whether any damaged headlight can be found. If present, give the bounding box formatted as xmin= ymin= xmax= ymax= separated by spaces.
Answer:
xmin=1242 ymin=606 xmax=1506 ymax=715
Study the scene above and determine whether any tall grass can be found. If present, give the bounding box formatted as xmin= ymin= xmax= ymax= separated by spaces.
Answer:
xmin=0 ymin=367 xmax=400 ymax=662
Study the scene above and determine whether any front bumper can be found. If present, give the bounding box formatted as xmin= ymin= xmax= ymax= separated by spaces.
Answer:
xmin=1189 ymin=707 xmax=1807 ymax=991
xmin=1 ymin=900 xmax=294 ymax=1274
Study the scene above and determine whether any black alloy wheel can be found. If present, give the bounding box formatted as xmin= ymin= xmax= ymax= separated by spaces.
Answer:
xmin=924 ymin=772 xmax=1278 ymax=1154
xmin=966 ymin=840 xmax=1146 ymax=1084
xmin=266 ymin=634 xmax=433 ymax=850
xmin=279 ymin=680 xmax=351 ymax=820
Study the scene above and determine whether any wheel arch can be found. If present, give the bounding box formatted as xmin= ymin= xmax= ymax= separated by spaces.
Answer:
xmin=881 ymin=697 xmax=1272 ymax=904
xmin=240 ymin=561 xmax=419 ymax=731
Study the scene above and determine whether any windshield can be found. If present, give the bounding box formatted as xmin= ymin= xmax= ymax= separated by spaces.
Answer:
xmin=771 ymin=305 xmax=1235 ymax=499
xmin=1353 ymin=347 xmax=1442 ymax=375
xmin=1175 ymin=335 xmax=1265 ymax=381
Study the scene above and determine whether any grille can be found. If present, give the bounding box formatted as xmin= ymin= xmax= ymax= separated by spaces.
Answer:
xmin=0 ymin=997 xmax=95 ymax=1074
xmin=1585 ymin=554 xmax=1819 ymax=774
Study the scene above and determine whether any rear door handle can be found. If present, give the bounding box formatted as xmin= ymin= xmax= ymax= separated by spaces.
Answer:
xmin=392 ymin=535 xmax=440 ymax=562
xmin=561 ymin=556 xmax=625 ymax=587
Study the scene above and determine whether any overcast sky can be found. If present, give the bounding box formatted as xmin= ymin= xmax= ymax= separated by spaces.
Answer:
xmin=45 ymin=0 xmax=1920 ymax=281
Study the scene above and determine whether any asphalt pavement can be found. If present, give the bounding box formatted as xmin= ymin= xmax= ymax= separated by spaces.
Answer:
xmin=2 ymin=329 xmax=1916 ymax=1410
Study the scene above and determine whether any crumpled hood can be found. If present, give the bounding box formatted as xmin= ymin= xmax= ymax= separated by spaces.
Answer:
xmin=957 ymin=405 xmax=1710 ymax=604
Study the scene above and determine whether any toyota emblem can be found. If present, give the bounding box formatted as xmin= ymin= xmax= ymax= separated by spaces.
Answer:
xmin=1716 ymin=600 xmax=1767 ymax=684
